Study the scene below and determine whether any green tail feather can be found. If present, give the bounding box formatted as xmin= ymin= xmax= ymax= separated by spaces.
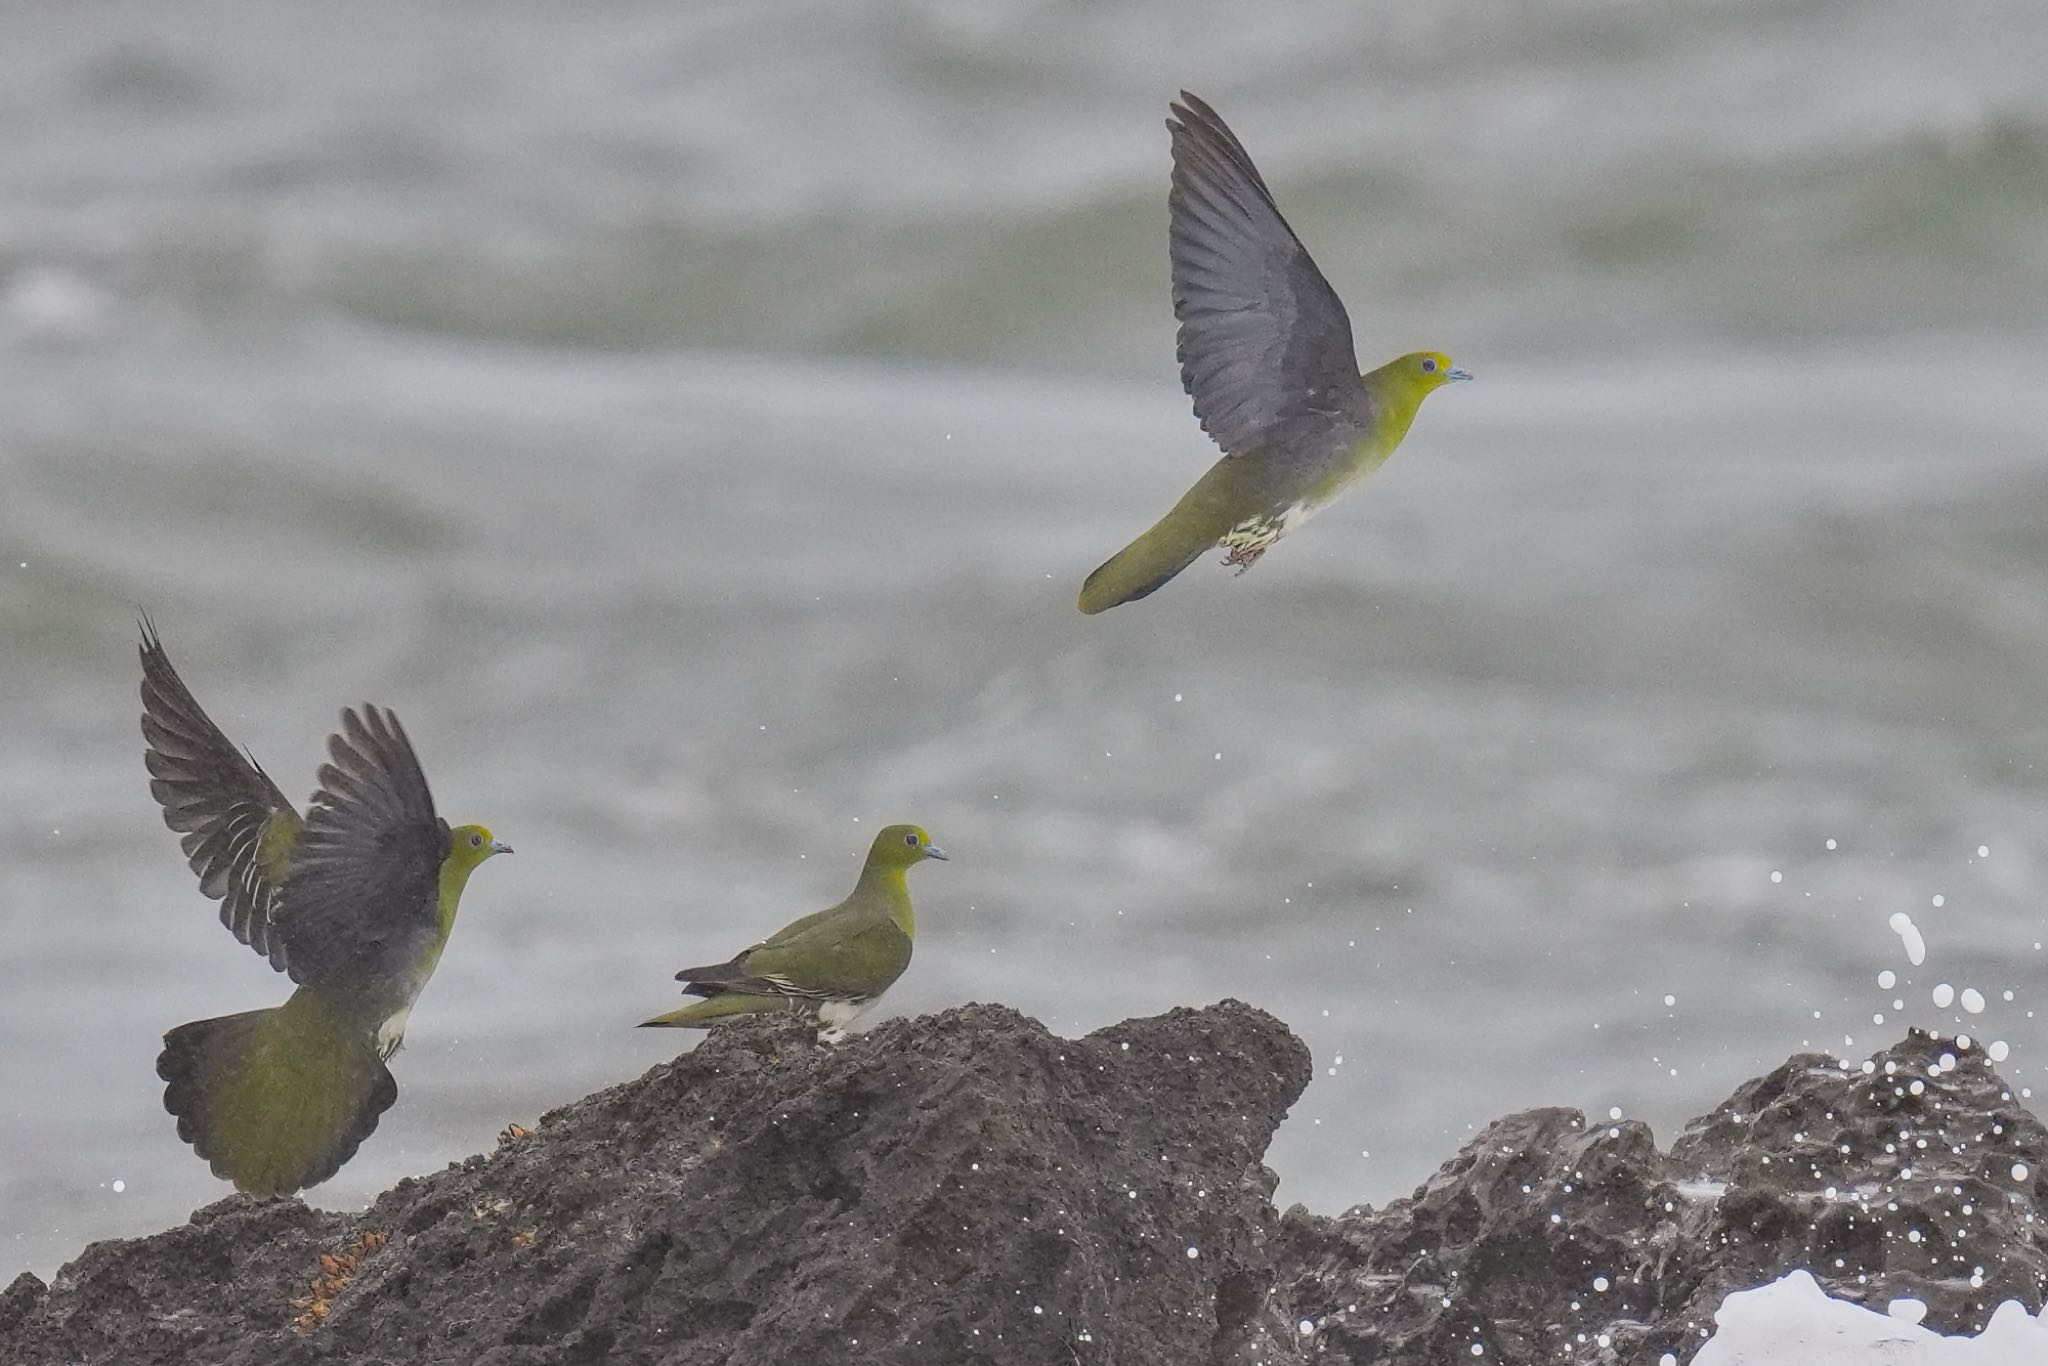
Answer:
xmin=158 ymin=992 xmax=396 ymax=1196
xmin=638 ymin=993 xmax=805 ymax=1029
xmin=1079 ymin=524 xmax=1213 ymax=614
xmin=1078 ymin=457 xmax=1244 ymax=614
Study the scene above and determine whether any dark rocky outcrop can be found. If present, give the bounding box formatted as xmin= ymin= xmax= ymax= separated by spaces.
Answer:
xmin=1276 ymin=1029 xmax=2048 ymax=1363
xmin=5 ymin=1013 xmax=2045 ymax=1366
xmin=1 ymin=1002 xmax=1311 ymax=1366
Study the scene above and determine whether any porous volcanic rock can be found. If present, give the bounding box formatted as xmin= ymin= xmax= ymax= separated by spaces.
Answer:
xmin=1274 ymin=1029 xmax=2048 ymax=1364
xmin=0 ymin=1001 xmax=1311 ymax=1366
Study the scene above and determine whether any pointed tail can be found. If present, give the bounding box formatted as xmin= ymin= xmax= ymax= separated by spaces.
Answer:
xmin=638 ymin=993 xmax=801 ymax=1029
xmin=1078 ymin=524 xmax=1212 ymax=614
xmin=158 ymin=994 xmax=396 ymax=1196
xmin=1078 ymin=467 xmax=1239 ymax=614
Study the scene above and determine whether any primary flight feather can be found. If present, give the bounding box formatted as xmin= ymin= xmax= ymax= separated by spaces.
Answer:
xmin=1079 ymin=91 xmax=1471 ymax=614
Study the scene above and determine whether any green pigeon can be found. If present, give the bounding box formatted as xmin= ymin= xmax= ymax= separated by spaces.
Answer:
xmin=639 ymin=824 xmax=946 ymax=1043
xmin=139 ymin=622 xmax=510 ymax=1196
xmin=1078 ymin=91 xmax=1472 ymax=614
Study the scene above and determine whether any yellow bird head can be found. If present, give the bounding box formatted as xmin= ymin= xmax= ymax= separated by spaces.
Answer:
xmin=1359 ymin=351 xmax=1474 ymax=428
xmin=448 ymin=823 xmax=514 ymax=873
xmin=1395 ymin=351 xmax=1473 ymax=393
xmin=872 ymin=823 xmax=949 ymax=868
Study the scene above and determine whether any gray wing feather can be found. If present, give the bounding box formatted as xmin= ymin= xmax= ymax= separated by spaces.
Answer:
xmin=676 ymin=919 xmax=906 ymax=1004
xmin=676 ymin=953 xmax=826 ymax=1000
xmin=1168 ymin=91 xmax=1374 ymax=459
xmin=276 ymin=705 xmax=448 ymax=987
xmin=138 ymin=621 xmax=300 ymax=971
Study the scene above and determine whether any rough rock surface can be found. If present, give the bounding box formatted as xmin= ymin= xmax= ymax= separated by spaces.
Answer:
xmin=0 ymin=1001 xmax=1312 ymax=1366
xmin=1276 ymin=1029 xmax=2048 ymax=1363
xmin=6 ymin=1017 xmax=2046 ymax=1366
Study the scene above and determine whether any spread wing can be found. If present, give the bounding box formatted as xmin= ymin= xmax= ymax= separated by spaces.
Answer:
xmin=678 ymin=916 xmax=911 ymax=1003
xmin=138 ymin=620 xmax=302 ymax=972
xmin=275 ymin=706 xmax=449 ymax=988
xmin=1168 ymin=91 xmax=1375 ymax=459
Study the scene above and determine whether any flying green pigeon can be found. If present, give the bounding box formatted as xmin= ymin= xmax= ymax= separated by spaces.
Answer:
xmin=140 ymin=622 xmax=510 ymax=1195
xmin=640 ymin=824 xmax=946 ymax=1043
xmin=1078 ymin=91 xmax=1471 ymax=613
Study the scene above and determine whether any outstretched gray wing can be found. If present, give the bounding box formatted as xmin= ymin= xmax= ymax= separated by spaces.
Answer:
xmin=1168 ymin=91 xmax=1375 ymax=459
xmin=138 ymin=620 xmax=301 ymax=971
xmin=276 ymin=706 xmax=448 ymax=988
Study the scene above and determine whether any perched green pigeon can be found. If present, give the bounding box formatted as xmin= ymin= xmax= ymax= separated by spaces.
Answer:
xmin=1080 ymin=91 xmax=1471 ymax=613
xmin=640 ymin=824 xmax=946 ymax=1043
xmin=140 ymin=622 xmax=510 ymax=1195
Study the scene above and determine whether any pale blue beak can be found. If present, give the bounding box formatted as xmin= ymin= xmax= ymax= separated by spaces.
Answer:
xmin=1446 ymin=368 xmax=1474 ymax=383
xmin=490 ymin=840 xmax=514 ymax=855
xmin=923 ymin=844 xmax=950 ymax=861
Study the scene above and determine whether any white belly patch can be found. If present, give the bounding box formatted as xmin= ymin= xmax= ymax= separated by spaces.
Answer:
xmin=1220 ymin=501 xmax=1313 ymax=573
xmin=375 ymin=1006 xmax=412 ymax=1060
xmin=814 ymin=997 xmax=872 ymax=1044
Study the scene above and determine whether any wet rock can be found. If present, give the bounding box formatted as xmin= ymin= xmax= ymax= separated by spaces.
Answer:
xmin=9 ymin=1019 xmax=2045 ymax=1366
xmin=2 ymin=1001 xmax=1310 ymax=1366
xmin=1276 ymin=1029 xmax=2048 ymax=1364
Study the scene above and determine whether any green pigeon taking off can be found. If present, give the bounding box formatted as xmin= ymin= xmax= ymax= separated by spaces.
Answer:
xmin=640 ymin=824 xmax=946 ymax=1043
xmin=139 ymin=622 xmax=510 ymax=1196
xmin=1078 ymin=91 xmax=1472 ymax=614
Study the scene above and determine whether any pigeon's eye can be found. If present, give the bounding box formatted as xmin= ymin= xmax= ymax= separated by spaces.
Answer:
xmin=1421 ymin=357 xmax=1438 ymax=372
xmin=904 ymin=832 xmax=919 ymax=847
xmin=470 ymin=833 xmax=484 ymax=848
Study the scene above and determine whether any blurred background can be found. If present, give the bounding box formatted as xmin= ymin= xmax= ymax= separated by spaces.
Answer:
xmin=4 ymin=0 xmax=2047 ymax=1281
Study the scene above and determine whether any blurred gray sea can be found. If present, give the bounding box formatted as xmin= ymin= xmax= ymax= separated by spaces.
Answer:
xmin=5 ymin=0 xmax=2048 ymax=1281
